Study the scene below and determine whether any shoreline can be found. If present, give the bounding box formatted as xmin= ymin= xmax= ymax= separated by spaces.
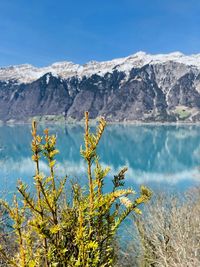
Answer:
xmin=2 ymin=118 xmax=200 ymax=127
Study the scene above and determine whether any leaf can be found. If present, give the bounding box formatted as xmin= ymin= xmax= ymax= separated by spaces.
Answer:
xmin=140 ymin=185 xmax=152 ymax=200
xmin=112 ymin=167 xmax=128 ymax=188
xmin=111 ymin=188 xmax=135 ymax=199
xmin=133 ymin=207 xmax=142 ymax=215
xmin=49 ymin=149 xmax=59 ymax=158
xmin=49 ymin=160 xmax=56 ymax=168
xmin=119 ymin=196 xmax=132 ymax=208
xmin=49 ymin=224 xmax=61 ymax=234
xmin=28 ymin=260 xmax=36 ymax=267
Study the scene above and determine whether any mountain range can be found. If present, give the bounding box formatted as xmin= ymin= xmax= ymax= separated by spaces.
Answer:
xmin=1 ymin=51 xmax=200 ymax=123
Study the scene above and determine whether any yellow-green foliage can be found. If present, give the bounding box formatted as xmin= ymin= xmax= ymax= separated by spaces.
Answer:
xmin=0 ymin=112 xmax=152 ymax=267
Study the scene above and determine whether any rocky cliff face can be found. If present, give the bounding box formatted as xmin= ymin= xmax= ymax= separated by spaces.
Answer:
xmin=1 ymin=52 xmax=200 ymax=123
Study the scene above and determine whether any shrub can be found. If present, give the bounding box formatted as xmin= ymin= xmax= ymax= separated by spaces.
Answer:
xmin=117 ymin=188 xmax=200 ymax=267
xmin=0 ymin=112 xmax=151 ymax=267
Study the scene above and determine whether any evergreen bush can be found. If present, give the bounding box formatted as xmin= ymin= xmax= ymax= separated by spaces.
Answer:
xmin=0 ymin=112 xmax=152 ymax=267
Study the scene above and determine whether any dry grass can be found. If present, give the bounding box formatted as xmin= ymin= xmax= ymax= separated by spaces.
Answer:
xmin=117 ymin=187 xmax=200 ymax=267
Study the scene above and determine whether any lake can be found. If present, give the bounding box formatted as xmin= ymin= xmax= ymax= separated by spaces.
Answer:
xmin=0 ymin=123 xmax=200 ymax=200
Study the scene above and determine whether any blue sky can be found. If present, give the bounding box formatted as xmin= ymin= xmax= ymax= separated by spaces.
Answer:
xmin=0 ymin=0 xmax=200 ymax=67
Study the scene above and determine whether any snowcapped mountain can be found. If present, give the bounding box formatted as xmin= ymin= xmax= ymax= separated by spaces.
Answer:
xmin=1 ymin=51 xmax=200 ymax=84
xmin=1 ymin=51 xmax=200 ymax=123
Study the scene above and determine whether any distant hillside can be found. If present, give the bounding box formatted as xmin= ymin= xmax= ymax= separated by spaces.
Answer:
xmin=1 ymin=51 xmax=200 ymax=123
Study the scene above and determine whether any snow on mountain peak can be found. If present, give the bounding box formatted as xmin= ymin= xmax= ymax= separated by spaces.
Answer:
xmin=1 ymin=52 xmax=200 ymax=84
xmin=132 ymin=51 xmax=147 ymax=57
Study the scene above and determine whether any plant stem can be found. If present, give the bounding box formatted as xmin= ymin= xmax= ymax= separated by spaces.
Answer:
xmin=85 ymin=111 xmax=94 ymax=212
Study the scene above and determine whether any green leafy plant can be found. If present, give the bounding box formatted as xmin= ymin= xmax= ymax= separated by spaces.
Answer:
xmin=0 ymin=111 xmax=152 ymax=267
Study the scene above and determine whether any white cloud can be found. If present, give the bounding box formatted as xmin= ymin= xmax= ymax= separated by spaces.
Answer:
xmin=0 ymin=158 xmax=199 ymax=186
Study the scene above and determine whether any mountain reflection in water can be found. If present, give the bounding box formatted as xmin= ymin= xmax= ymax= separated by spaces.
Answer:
xmin=0 ymin=124 xmax=200 ymax=196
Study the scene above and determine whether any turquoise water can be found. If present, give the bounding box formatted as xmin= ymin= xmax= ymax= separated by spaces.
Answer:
xmin=0 ymin=124 xmax=200 ymax=199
